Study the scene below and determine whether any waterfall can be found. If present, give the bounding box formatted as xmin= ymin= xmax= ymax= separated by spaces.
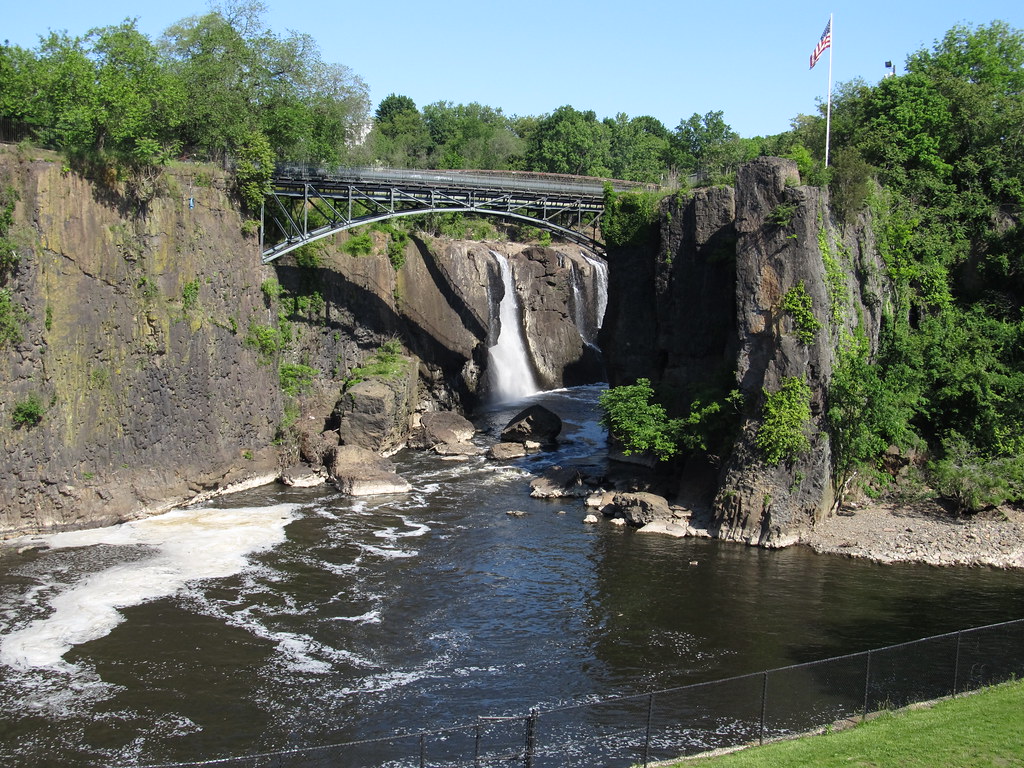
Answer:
xmin=569 ymin=263 xmax=590 ymax=342
xmin=487 ymin=251 xmax=539 ymax=403
xmin=579 ymin=250 xmax=609 ymax=332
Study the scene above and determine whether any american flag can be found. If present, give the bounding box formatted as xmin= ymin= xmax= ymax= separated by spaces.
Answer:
xmin=810 ymin=18 xmax=832 ymax=69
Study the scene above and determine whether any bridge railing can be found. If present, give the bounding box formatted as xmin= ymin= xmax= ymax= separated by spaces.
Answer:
xmin=272 ymin=164 xmax=652 ymax=198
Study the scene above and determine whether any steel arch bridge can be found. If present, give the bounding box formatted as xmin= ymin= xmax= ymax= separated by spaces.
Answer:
xmin=260 ymin=165 xmax=646 ymax=263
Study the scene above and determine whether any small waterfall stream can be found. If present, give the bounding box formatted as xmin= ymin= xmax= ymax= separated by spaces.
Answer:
xmin=486 ymin=251 xmax=539 ymax=402
xmin=579 ymin=250 xmax=609 ymax=332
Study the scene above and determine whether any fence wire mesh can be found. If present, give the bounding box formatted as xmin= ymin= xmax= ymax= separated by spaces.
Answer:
xmin=131 ymin=617 xmax=1024 ymax=768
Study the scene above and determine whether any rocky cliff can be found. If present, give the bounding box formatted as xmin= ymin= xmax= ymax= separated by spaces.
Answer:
xmin=602 ymin=157 xmax=891 ymax=547
xmin=0 ymin=147 xmax=607 ymax=537
xmin=0 ymin=148 xmax=282 ymax=537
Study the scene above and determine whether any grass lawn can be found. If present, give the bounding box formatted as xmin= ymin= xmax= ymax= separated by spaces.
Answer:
xmin=670 ymin=678 xmax=1024 ymax=767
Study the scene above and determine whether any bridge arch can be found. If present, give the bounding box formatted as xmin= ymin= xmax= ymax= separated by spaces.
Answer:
xmin=260 ymin=166 xmax=645 ymax=264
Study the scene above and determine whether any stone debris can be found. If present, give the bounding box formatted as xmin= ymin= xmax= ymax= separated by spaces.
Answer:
xmin=802 ymin=501 xmax=1024 ymax=568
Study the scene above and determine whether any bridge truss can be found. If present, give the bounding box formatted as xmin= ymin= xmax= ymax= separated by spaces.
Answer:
xmin=260 ymin=165 xmax=636 ymax=263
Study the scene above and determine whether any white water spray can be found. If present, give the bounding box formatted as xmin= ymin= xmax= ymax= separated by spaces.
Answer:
xmin=486 ymin=251 xmax=539 ymax=403
xmin=579 ymin=250 xmax=609 ymax=331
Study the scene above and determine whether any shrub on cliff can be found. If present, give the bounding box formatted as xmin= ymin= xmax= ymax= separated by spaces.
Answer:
xmin=601 ymin=185 xmax=664 ymax=249
xmin=756 ymin=377 xmax=813 ymax=465
xmin=11 ymin=394 xmax=44 ymax=428
xmin=0 ymin=288 xmax=26 ymax=348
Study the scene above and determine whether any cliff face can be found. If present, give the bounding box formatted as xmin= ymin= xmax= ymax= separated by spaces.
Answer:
xmin=602 ymin=157 xmax=891 ymax=547
xmin=0 ymin=149 xmax=282 ymax=537
xmin=0 ymin=148 xmax=607 ymax=537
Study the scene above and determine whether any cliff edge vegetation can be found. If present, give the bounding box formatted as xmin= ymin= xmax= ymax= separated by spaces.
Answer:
xmin=599 ymin=22 xmax=1024 ymax=543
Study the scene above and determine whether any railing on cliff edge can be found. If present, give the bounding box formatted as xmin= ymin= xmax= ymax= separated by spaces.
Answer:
xmin=122 ymin=617 xmax=1024 ymax=768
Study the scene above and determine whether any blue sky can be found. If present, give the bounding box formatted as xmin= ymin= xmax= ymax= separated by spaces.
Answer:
xmin=5 ymin=1 xmax=1023 ymax=138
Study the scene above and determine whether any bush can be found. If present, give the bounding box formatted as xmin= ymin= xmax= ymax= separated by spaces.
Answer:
xmin=930 ymin=438 xmax=1024 ymax=513
xmin=244 ymin=322 xmax=281 ymax=359
xmin=345 ymin=340 xmax=408 ymax=387
xmin=599 ymin=378 xmax=681 ymax=461
xmin=601 ymin=186 xmax=664 ymax=249
xmin=181 ymin=278 xmax=200 ymax=311
xmin=279 ymin=363 xmax=319 ymax=397
xmin=0 ymin=288 xmax=27 ymax=347
xmin=342 ymin=231 xmax=375 ymax=256
xmin=780 ymin=282 xmax=821 ymax=344
xmin=12 ymin=394 xmax=44 ymax=428
xmin=756 ymin=376 xmax=813 ymax=464
xmin=766 ymin=202 xmax=798 ymax=228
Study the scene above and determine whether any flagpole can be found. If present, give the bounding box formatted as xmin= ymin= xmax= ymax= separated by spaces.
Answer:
xmin=825 ymin=12 xmax=833 ymax=167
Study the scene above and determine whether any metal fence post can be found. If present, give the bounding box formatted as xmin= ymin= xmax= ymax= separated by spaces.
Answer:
xmin=474 ymin=722 xmax=482 ymax=767
xmin=863 ymin=649 xmax=873 ymax=720
xmin=759 ymin=670 xmax=769 ymax=746
xmin=419 ymin=733 xmax=426 ymax=768
xmin=524 ymin=709 xmax=538 ymax=768
xmin=643 ymin=692 xmax=655 ymax=767
xmin=953 ymin=630 xmax=963 ymax=696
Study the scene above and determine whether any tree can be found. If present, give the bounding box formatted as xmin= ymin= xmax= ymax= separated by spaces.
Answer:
xmin=604 ymin=114 xmax=671 ymax=182
xmin=599 ymin=378 xmax=681 ymax=461
xmin=525 ymin=105 xmax=612 ymax=177
xmin=672 ymin=110 xmax=743 ymax=178
xmin=370 ymin=94 xmax=429 ymax=166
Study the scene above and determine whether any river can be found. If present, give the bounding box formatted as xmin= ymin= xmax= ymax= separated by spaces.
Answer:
xmin=2 ymin=385 xmax=1024 ymax=768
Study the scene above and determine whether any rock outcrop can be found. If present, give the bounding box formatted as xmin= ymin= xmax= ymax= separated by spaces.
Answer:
xmin=0 ymin=146 xmax=609 ymax=538
xmin=0 ymin=150 xmax=282 ymax=537
xmin=601 ymin=157 xmax=891 ymax=547
xmin=333 ymin=358 xmax=419 ymax=455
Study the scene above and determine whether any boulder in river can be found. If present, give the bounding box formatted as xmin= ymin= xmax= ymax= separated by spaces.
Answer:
xmin=530 ymin=465 xmax=591 ymax=498
xmin=500 ymin=404 xmax=561 ymax=447
xmin=279 ymin=465 xmax=328 ymax=488
xmin=416 ymin=411 xmax=477 ymax=447
xmin=611 ymin=491 xmax=672 ymax=526
xmin=488 ymin=442 xmax=528 ymax=460
xmin=330 ymin=445 xmax=412 ymax=496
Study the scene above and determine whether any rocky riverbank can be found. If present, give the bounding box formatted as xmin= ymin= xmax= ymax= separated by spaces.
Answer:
xmin=800 ymin=501 xmax=1024 ymax=569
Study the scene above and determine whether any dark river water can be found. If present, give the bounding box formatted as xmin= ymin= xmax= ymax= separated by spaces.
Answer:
xmin=2 ymin=385 xmax=1024 ymax=768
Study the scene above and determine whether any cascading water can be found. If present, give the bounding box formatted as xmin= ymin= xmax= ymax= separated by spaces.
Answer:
xmin=486 ymin=251 xmax=540 ymax=403
xmin=579 ymin=250 xmax=609 ymax=332
xmin=569 ymin=264 xmax=589 ymax=342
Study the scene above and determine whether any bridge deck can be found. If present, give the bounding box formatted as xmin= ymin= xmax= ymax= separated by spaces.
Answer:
xmin=262 ymin=166 xmax=651 ymax=262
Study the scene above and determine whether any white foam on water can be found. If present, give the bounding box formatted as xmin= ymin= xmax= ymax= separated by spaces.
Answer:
xmin=373 ymin=518 xmax=431 ymax=541
xmin=328 ymin=610 xmax=382 ymax=624
xmin=357 ymin=543 xmax=417 ymax=560
xmin=0 ymin=504 xmax=298 ymax=672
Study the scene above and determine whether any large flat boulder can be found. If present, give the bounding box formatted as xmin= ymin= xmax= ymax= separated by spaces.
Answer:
xmin=611 ymin=491 xmax=672 ymax=526
xmin=330 ymin=445 xmax=412 ymax=496
xmin=417 ymin=415 xmax=477 ymax=450
xmin=530 ymin=465 xmax=591 ymax=498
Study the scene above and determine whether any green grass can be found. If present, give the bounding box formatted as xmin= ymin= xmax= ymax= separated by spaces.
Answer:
xmin=671 ymin=679 xmax=1024 ymax=767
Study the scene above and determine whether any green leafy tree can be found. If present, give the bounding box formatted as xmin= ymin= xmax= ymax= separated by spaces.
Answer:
xmin=525 ymin=105 xmax=612 ymax=177
xmin=599 ymin=378 xmax=681 ymax=461
xmin=234 ymin=129 xmax=273 ymax=211
xmin=671 ymin=110 xmax=744 ymax=178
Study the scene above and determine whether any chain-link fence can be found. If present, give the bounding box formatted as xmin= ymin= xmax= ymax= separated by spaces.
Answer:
xmin=128 ymin=617 xmax=1024 ymax=768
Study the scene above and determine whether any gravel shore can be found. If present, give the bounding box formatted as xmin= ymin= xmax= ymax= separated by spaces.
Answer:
xmin=801 ymin=500 xmax=1024 ymax=569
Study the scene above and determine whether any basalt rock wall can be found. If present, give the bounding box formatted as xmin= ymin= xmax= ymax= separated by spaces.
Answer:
xmin=0 ymin=149 xmax=283 ymax=537
xmin=0 ymin=147 xmax=606 ymax=537
xmin=602 ymin=157 xmax=891 ymax=547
